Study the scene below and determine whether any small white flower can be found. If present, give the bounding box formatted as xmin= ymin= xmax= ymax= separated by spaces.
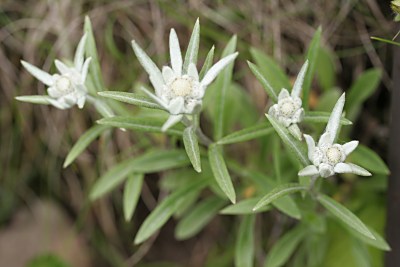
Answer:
xmin=268 ymin=60 xmax=308 ymax=140
xmin=131 ymin=19 xmax=238 ymax=131
xmin=20 ymin=33 xmax=91 ymax=109
xmin=298 ymin=93 xmax=371 ymax=178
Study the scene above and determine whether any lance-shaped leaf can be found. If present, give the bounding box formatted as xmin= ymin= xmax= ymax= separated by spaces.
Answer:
xmin=183 ymin=126 xmax=201 ymax=172
xmin=97 ymin=116 xmax=183 ymax=136
xmin=15 ymin=95 xmax=52 ymax=105
xmin=183 ymin=18 xmax=200 ymax=73
xmin=123 ymin=173 xmax=144 ymax=221
xmin=324 ymin=93 xmax=345 ymax=144
xmin=64 ymin=124 xmax=109 ymax=168
xmin=208 ymin=144 xmax=236 ymax=203
xmin=90 ymin=149 xmax=190 ymax=200
xmin=235 ymin=215 xmax=255 ymax=267
xmin=217 ymin=123 xmax=273 ymax=145
xmin=266 ymin=114 xmax=309 ymax=166
xmin=291 ymin=60 xmax=309 ymax=98
xmin=347 ymin=144 xmax=389 ymax=175
xmin=220 ymin=198 xmax=271 ymax=215
xmin=253 ymin=183 xmax=307 ymax=211
xmin=303 ymin=111 xmax=352 ymax=125
xmin=175 ymin=196 xmax=225 ymax=240
xmin=199 ymin=46 xmax=215 ymax=80
xmin=247 ymin=61 xmax=278 ymax=102
xmin=98 ymin=91 xmax=163 ymax=110
xmin=317 ymin=194 xmax=376 ymax=240
xmin=134 ymin=178 xmax=209 ymax=244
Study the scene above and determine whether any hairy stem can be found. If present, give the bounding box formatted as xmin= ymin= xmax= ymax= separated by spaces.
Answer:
xmin=182 ymin=116 xmax=213 ymax=146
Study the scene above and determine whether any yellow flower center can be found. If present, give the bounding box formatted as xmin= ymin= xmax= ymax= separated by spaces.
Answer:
xmin=326 ymin=147 xmax=342 ymax=165
xmin=56 ymin=76 xmax=73 ymax=94
xmin=171 ymin=77 xmax=193 ymax=97
xmin=279 ymin=99 xmax=296 ymax=117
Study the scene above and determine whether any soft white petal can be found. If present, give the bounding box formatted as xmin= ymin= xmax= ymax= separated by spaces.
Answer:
xmin=81 ymin=57 xmax=92 ymax=82
xmin=342 ymin=140 xmax=359 ymax=156
xmin=140 ymin=87 xmax=168 ymax=109
xmin=188 ymin=63 xmax=199 ymax=81
xmin=325 ymin=93 xmax=345 ymax=144
xmin=74 ymin=33 xmax=87 ymax=71
xmin=298 ymin=165 xmax=319 ymax=177
xmin=304 ymin=134 xmax=316 ymax=161
xmin=334 ymin=162 xmax=371 ymax=176
xmin=21 ymin=60 xmax=54 ymax=86
xmin=200 ymin=52 xmax=238 ymax=87
xmin=162 ymin=66 xmax=175 ymax=84
xmin=183 ymin=18 xmax=200 ymax=73
xmin=278 ymin=89 xmax=290 ymax=100
xmin=169 ymin=29 xmax=183 ymax=76
xmin=149 ymin=75 xmax=164 ymax=96
xmin=292 ymin=108 xmax=304 ymax=123
xmin=268 ymin=104 xmax=279 ymax=117
xmin=77 ymin=96 xmax=86 ymax=109
xmin=291 ymin=60 xmax=308 ymax=98
xmin=47 ymin=98 xmax=68 ymax=109
xmin=162 ymin=114 xmax=183 ymax=132
xmin=167 ymin=97 xmax=185 ymax=114
xmin=131 ymin=40 xmax=164 ymax=92
xmin=55 ymin=60 xmax=71 ymax=75
xmin=288 ymin=124 xmax=302 ymax=140
xmin=318 ymin=132 xmax=331 ymax=147
xmin=319 ymin=163 xmax=335 ymax=178
xmin=47 ymin=87 xmax=63 ymax=98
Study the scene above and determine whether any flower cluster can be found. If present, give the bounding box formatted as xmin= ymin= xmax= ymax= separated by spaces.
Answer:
xmin=19 ymin=34 xmax=91 ymax=109
xmin=131 ymin=20 xmax=238 ymax=131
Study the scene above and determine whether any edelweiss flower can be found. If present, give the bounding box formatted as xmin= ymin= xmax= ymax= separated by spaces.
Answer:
xmin=298 ymin=93 xmax=371 ymax=178
xmin=268 ymin=60 xmax=308 ymax=140
xmin=131 ymin=19 xmax=238 ymax=131
xmin=19 ymin=34 xmax=91 ymax=109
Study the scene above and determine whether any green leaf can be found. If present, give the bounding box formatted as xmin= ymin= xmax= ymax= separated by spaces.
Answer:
xmin=199 ymin=46 xmax=215 ymax=80
xmin=98 ymin=91 xmax=163 ymax=110
xmin=348 ymin=144 xmax=389 ymax=175
xmin=303 ymin=111 xmax=352 ymax=125
xmin=134 ymin=178 xmax=208 ymax=244
xmin=208 ymin=144 xmax=236 ymax=203
xmin=247 ymin=61 xmax=278 ymax=102
xmin=253 ymin=183 xmax=307 ymax=211
xmin=123 ymin=173 xmax=144 ymax=221
xmin=249 ymin=48 xmax=291 ymax=93
xmin=214 ymin=35 xmax=237 ymax=140
xmin=350 ymin=225 xmax=390 ymax=251
xmin=97 ymin=116 xmax=183 ymax=136
xmin=63 ymin=125 xmax=109 ymax=168
xmin=217 ymin=123 xmax=273 ymax=145
xmin=84 ymin=16 xmax=105 ymax=93
xmin=90 ymin=149 xmax=190 ymax=200
xmin=235 ymin=215 xmax=255 ymax=267
xmin=317 ymin=194 xmax=376 ymax=240
xmin=303 ymin=26 xmax=322 ymax=110
xmin=266 ymin=115 xmax=309 ymax=166
xmin=346 ymin=69 xmax=382 ymax=120
xmin=183 ymin=18 xmax=200 ymax=73
xmin=220 ymin=198 xmax=271 ymax=215
xmin=183 ymin=126 xmax=202 ymax=172
xmin=316 ymin=47 xmax=336 ymax=91
xmin=264 ymin=225 xmax=306 ymax=267
xmin=175 ymin=196 xmax=225 ymax=240
xmin=371 ymin=36 xmax=400 ymax=47
xmin=15 ymin=95 xmax=51 ymax=105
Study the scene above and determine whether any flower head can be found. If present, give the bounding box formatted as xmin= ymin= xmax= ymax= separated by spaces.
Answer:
xmin=268 ymin=60 xmax=308 ymax=140
xmin=19 ymin=33 xmax=91 ymax=109
xmin=298 ymin=93 xmax=371 ymax=178
xmin=131 ymin=19 xmax=238 ymax=131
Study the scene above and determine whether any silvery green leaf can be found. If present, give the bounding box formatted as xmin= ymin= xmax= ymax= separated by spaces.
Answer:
xmin=134 ymin=178 xmax=209 ymax=244
xmin=334 ymin=163 xmax=371 ymax=176
xmin=183 ymin=18 xmax=200 ymax=73
xmin=74 ymin=33 xmax=87 ymax=71
xmin=208 ymin=144 xmax=236 ymax=204
xmin=247 ymin=61 xmax=278 ymax=102
xmin=317 ymin=194 xmax=376 ymax=240
xmin=266 ymin=114 xmax=309 ymax=166
xmin=199 ymin=46 xmax=215 ymax=80
xmin=20 ymin=60 xmax=53 ymax=86
xmin=81 ymin=57 xmax=92 ymax=82
xmin=169 ymin=29 xmax=182 ymax=76
xmin=253 ymin=183 xmax=307 ymax=211
xmin=349 ymin=225 xmax=390 ymax=251
xmin=325 ymin=93 xmax=346 ymax=144
xmin=235 ymin=215 xmax=255 ymax=267
xmin=161 ymin=114 xmax=183 ymax=132
xmin=63 ymin=124 xmax=109 ymax=168
xmin=291 ymin=60 xmax=309 ymax=98
xmin=220 ymin=198 xmax=271 ymax=215
xmin=131 ymin=40 xmax=164 ymax=95
xmin=303 ymin=111 xmax=352 ymax=125
xmin=201 ymin=52 xmax=238 ymax=87
xmin=183 ymin=126 xmax=201 ymax=172
xmin=123 ymin=173 xmax=144 ymax=222
xmin=347 ymin=144 xmax=389 ymax=175
xmin=175 ymin=196 xmax=225 ymax=240
xmin=15 ymin=95 xmax=52 ymax=105
xmin=98 ymin=91 xmax=164 ymax=110
xmin=217 ymin=123 xmax=273 ymax=145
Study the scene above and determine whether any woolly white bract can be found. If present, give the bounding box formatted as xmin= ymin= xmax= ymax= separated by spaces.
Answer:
xmin=19 ymin=34 xmax=91 ymax=109
xmin=268 ymin=60 xmax=308 ymax=140
xmin=298 ymin=93 xmax=371 ymax=178
xmin=131 ymin=19 xmax=238 ymax=131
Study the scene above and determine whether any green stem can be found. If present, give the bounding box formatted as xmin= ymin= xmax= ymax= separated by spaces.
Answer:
xmin=182 ymin=115 xmax=213 ymax=146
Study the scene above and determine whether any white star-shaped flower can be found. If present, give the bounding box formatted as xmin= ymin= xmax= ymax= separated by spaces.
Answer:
xmin=268 ymin=60 xmax=308 ymax=140
xmin=298 ymin=93 xmax=371 ymax=178
xmin=19 ymin=33 xmax=91 ymax=109
xmin=131 ymin=19 xmax=238 ymax=131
